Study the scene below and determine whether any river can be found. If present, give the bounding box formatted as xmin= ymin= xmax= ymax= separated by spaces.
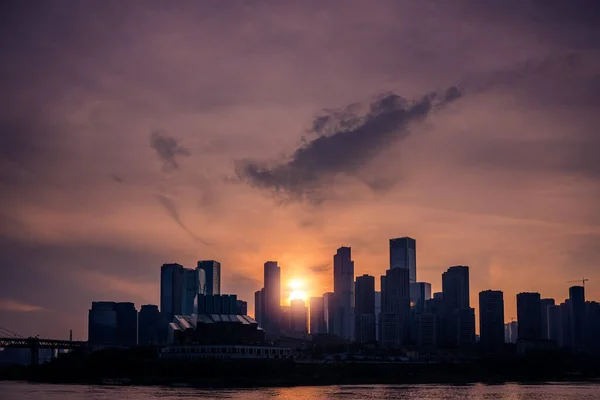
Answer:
xmin=1 ymin=382 xmax=600 ymax=399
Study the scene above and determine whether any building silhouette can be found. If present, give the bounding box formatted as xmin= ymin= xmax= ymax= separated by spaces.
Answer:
xmin=375 ymin=291 xmax=381 ymax=341
xmin=560 ymin=299 xmax=572 ymax=347
xmin=333 ymin=247 xmax=355 ymax=340
xmin=410 ymin=282 xmax=432 ymax=313
xmin=183 ymin=267 xmax=206 ymax=315
xmin=160 ymin=263 xmax=185 ymax=323
xmin=442 ymin=266 xmax=474 ymax=347
xmin=197 ymin=260 xmax=221 ymax=295
xmin=504 ymin=321 xmax=518 ymax=343
xmin=254 ymin=289 xmax=263 ymax=327
xmin=115 ymin=302 xmax=137 ymax=346
xmin=88 ymin=301 xmax=137 ymax=346
xmin=195 ymin=294 xmax=238 ymax=314
xmin=380 ymin=267 xmax=410 ymax=347
xmin=479 ymin=290 xmax=504 ymax=352
xmin=290 ymin=299 xmax=308 ymax=334
xmin=237 ymin=300 xmax=248 ymax=315
xmin=547 ymin=304 xmax=562 ymax=344
xmin=263 ymin=261 xmax=281 ymax=334
xmin=540 ymin=298 xmax=555 ymax=340
xmin=355 ymin=274 xmax=376 ymax=343
xmin=389 ymin=237 xmax=417 ymax=283
xmin=138 ymin=304 xmax=161 ymax=345
xmin=517 ymin=292 xmax=542 ymax=341
xmin=323 ymin=292 xmax=335 ymax=335
xmin=309 ymin=297 xmax=326 ymax=334
xmin=569 ymin=286 xmax=585 ymax=349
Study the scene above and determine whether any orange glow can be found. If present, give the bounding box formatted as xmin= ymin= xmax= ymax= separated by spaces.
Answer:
xmin=288 ymin=278 xmax=308 ymax=303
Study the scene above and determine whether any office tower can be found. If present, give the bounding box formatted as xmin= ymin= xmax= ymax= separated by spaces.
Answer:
xmin=517 ymin=292 xmax=542 ymax=341
xmin=410 ymin=282 xmax=432 ymax=313
xmin=279 ymin=306 xmax=292 ymax=332
xmin=547 ymin=304 xmax=562 ymax=344
xmin=380 ymin=267 xmax=410 ymax=347
xmin=585 ymin=301 xmax=600 ymax=352
xmin=197 ymin=260 xmax=220 ymax=295
xmin=263 ymin=261 xmax=281 ymax=334
xmin=237 ymin=300 xmax=248 ymax=315
xmin=560 ymin=300 xmax=572 ymax=347
xmin=389 ymin=237 xmax=417 ymax=283
xmin=375 ymin=291 xmax=381 ymax=342
xmin=291 ymin=299 xmax=308 ymax=334
xmin=254 ymin=289 xmax=263 ymax=326
xmin=569 ymin=286 xmax=585 ymax=349
xmin=540 ymin=298 xmax=555 ymax=340
xmin=138 ymin=304 xmax=161 ymax=345
xmin=441 ymin=266 xmax=474 ymax=347
xmin=504 ymin=321 xmax=518 ymax=343
xmin=115 ymin=302 xmax=137 ymax=346
xmin=160 ymin=263 xmax=185 ymax=323
xmin=323 ymin=292 xmax=336 ymax=335
xmin=479 ymin=290 xmax=505 ymax=352
xmin=88 ymin=302 xmax=117 ymax=344
xmin=333 ymin=247 xmax=355 ymax=340
xmin=182 ymin=267 xmax=205 ymax=315
xmin=355 ymin=274 xmax=376 ymax=343
xmin=309 ymin=297 xmax=326 ymax=335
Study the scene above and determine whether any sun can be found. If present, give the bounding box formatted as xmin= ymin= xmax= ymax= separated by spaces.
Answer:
xmin=288 ymin=278 xmax=308 ymax=303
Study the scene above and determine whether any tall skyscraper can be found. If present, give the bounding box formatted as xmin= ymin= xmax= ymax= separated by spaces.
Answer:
xmin=540 ymin=298 xmax=555 ymax=340
xmin=197 ymin=260 xmax=221 ymax=295
xmin=254 ymin=289 xmax=263 ymax=327
xmin=547 ymin=304 xmax=562 ymax=344
xmin=569 ymin=286 xmax=585 ymax=349
xmin=442 ymin=266 xmax=470 ymax=312
xmin=355 ymin=274 xmax=376 ymax=343
xmin=182 ymin=267 xmax=205 ymax=315
xmin=138 ymin=304 xmax=161 ymax=345
xmin=290 ymin=299 xmax=308 ymax=334
xmin=442 ymin=266 xmax=474 ymax=347
xmin=517 ymin=292 xmax=542 ymax=341
xmin=333 ymin=247 xmax=354 ymax=340
xmin=380 ymin=267 xmax=411 ymax=347
xmin=263 ymin=261 xmax=281 ymax=334
xmin=375 ymin=291 xmax=382 ymax=341
xmin=410 ymin=282 xmax=432 ymax=313
xmin=309 ymin=297 xmax=326 ymax=335
xmin=323 ymin=292 xmax=336 ymax=334
xmin=560 ymin=299 xmax=572 ymax=347
xmin=479 ymin=290 xmax=505 ymax=352
xmin=160 ymin=263 xmax=185 ymax=323
xmin=389 ymin=237 xmax=417 ymax=283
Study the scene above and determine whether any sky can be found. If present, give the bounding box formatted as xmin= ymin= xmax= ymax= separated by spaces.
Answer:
xmin=1 ymin=1 xmax=599 ymax=340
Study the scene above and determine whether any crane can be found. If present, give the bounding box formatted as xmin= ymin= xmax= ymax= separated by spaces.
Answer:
xmin=567 ymin=277 xmax=589 ymax=288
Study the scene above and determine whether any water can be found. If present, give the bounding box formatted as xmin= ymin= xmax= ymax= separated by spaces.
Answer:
xmin=1 ymin=382 xmax=599 ymax=399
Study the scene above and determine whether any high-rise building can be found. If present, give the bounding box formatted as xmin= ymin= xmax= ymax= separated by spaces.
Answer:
xmin=441 ymin=266 xmax=473 ymax=347
xmin=375 ymin=291 xmax=381 ymax=341
xmin=569 ymin=286 xmax=585 ymax=349
xmin=479 ymin=290 xmax=505 ymax=352
xmin=263 ymin=261 xmax=281 ymax=334
xmin=182 ymin=267 xmax=205 ymax=315
xmin=333 ymin=247 xmax=354 ymax=340
xmin=380 ymin=267 xmax=410 ymax=347
xmin=88 ymin=301 xmax=137 ymax=346
xmin=355 ymin=274 xmax=376 ymax=343
xmin=389 ymin=237 xmax=417 ymax=283
xmin=160 ymin=263 xmax=185 ymax=323
xmin=442 ymin=266 xmax=470 ymax=312
xmin=540 ymin=298 xmax=555 ymax=340
xmin=138 ymin=304 xmax=161 ymax=345
xmin=516 ymin=292 xmax=542 ymax=341
xmin=547 ymin=304 xmax=562 ymax=344
xmin=323 ymin=292 xmax=336 ymax=335
xmin=585 ymin=301 xmax=600 ymax=352
xmin=237 ymin=300 xmax=248 ymax=315
xmin=291 ymin=299 xmax=308 ymax=334
xmin=254 ymin=289 xmax=263 ymax=326
xmin=197 ymin=260 xmax=221 ymax=295
xmin=309 ymin=297 xmax=326 ymax=335
xmin=560 ymin=300 xmax=572 ymax=347
xmin=410 ymin=282 xmax=432 ymax=313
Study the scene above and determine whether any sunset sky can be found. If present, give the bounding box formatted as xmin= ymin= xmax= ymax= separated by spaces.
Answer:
xmin=1 ymin=1 xmax=599 ymax=340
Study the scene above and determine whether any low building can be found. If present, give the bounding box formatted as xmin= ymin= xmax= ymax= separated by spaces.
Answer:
xmin=168 ymin=313 xmax=265 ymax=346
xmin=160 ymin=344 xmax=292 ymax=360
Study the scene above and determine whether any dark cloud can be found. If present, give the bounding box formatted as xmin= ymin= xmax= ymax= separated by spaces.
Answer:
xmin=110 ymin=174 xmax=124 ymax=183
xmin=309 ymin=263 xmax=330 ymax=274
xmin=155 ymin=193 xmax=210 ymax=246
xmin=235 ymin=87 xmax=462 ymax=202
xmin=150 ymin=130 xmax=191 ymax=171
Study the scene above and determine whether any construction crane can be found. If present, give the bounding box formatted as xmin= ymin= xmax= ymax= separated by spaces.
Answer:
xmin=567 ymin=278 xmax=589 ymax=288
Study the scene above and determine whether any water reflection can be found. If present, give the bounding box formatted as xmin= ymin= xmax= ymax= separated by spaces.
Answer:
xmin=1 ymin=382 xmax=599 ymax=400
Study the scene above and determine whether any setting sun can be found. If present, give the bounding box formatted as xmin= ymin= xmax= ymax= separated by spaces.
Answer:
xmin=288 ymin=278 xmax=308 ymax=303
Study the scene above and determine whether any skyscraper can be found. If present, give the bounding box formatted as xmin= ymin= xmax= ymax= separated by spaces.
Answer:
xmin=323 ymin=292 xmax=335 ymax=335
xmin=479 ymin=290 xmax=505 ymax=352
xmin=442 ymin=266 xmax=470 ymax=312
xmin=263 ymin=261 xmax=281 ymax=334
xmin=442 ymin=266 xmax=474 ymax=347
xmin=569 ymin=286 xmax=585 ymax=349
xmin=333 ymin=247 xmax=354 ymax=340
xmin=160 ymin=263 xmax=184 ymax=323
xmin=197 ymin=260 xmax=221 ymax=295
xmin=380 ymin=267 xmax=411 ymax=347
xmin=547 ymin=304 xmax=562 ymax=344
xmin=115 ymin=302 xmax=138 ymax=346
xmin=309 ymin=297 xmax=326 ymax=335
xmin=355 ymin=274 xmax=376 ymax=343
xmin=291 ymin=299 xmax=308 ymax=334
xmin=138 ymin=304 xmax=161 ymax=345
xmin=182 ymin=267 xmax=205 ymax=315
xmin=540 ymin=298 xmax=555 ymax=340
xmin=516 ymin=292 xmax=542 ymax=341
xmin=389 ymin=237 xmax=417 ymax=283
xmin=254 ymin=289 xmax=263 ymax=327
xmin=410 ymin=282 xmax=432 ymax=313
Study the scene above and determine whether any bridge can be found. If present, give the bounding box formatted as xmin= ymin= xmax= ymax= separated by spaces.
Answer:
xmin=0 ymin=334 xmax=87 ymax=365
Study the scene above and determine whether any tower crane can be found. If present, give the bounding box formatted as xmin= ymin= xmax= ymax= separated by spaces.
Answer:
xmin=567 ymin=277 xmax=589 ymax=288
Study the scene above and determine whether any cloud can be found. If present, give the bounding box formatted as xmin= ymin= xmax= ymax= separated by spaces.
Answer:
xmin=150 ymin=130 xmax=191 ymax=171
xmin=155 ymin=193 xmax=211 ymax=246
xmin=0 ymin=299 xmax=43 ymax=312
xmin=308 ymin=263 xmax=330 ymax=274
xmin=235 ymin=87 xmax=462 ymax=202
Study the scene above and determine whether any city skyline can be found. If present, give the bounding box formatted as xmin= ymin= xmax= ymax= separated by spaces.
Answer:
xmin=1 ymin=1 xmax=599 ymax=341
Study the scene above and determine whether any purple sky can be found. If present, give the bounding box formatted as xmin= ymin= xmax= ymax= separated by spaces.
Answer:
xmin=1 ymin=1 xmax=599 ymax=339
